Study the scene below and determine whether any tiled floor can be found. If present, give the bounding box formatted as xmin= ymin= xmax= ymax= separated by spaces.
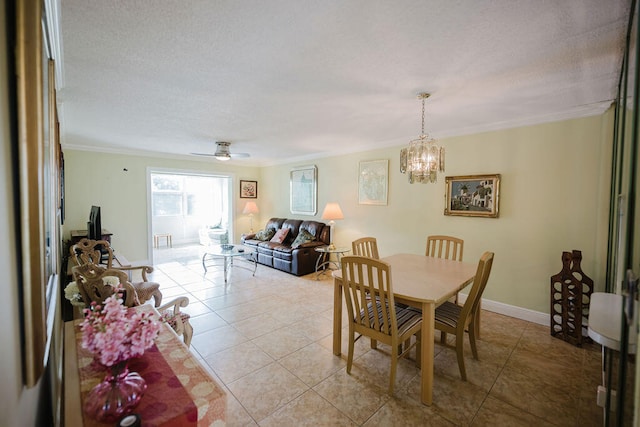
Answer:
xmin=149 ymin=244 xmax=618 ymax=426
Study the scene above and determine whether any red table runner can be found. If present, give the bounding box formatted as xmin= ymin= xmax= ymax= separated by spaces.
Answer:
xmin=74 ymin=304 xmax=227 ymax=427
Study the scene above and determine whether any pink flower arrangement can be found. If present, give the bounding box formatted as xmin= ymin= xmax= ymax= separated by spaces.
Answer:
xmin=81 ymin=289 xmax=161 ymax=367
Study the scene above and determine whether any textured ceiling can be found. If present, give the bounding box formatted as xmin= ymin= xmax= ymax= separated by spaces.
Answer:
xmin=57 ymin=0 xmax=630 ymax=166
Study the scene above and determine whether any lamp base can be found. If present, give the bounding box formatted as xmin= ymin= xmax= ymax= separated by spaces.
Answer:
xmin=328 ymin=243 xmax=336 ymax=250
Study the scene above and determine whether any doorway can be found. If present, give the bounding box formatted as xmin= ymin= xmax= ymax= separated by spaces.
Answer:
xmin=148 ymin=170 xmax=232 ymax=264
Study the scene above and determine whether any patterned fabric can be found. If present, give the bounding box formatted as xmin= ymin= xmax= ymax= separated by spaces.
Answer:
xmin=291 ymin=229 xmax=315 ymax=248
xmin=270 ymin=228 xmax=289 ymax=243
xmin=254 ymin=228 xmax=276 ymax=241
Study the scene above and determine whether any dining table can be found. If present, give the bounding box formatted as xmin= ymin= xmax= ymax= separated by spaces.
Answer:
xmin=332 ymin=253 xmax=478 ymax=405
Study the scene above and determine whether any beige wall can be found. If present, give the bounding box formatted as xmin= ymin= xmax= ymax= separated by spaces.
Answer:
xmin=63 ymin=150 xmax=261 ymax=261
xmin=65 ymin=112 xmax=613 ymax=316
xmin=260 ymin=113 xmax=614 ymax=314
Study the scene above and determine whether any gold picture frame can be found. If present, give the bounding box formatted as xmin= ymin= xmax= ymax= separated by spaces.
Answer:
xmin=444 ymin=174 xmax=501 ymax=218
xmin=16 ymin=0 xmax=62 ymax=388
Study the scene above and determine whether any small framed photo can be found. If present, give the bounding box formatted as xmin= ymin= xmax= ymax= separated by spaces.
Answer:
xmin=240 ymin=180 xmax=257 ymax=198
xmin=359 ymin=159 xmax=389 ymax=205
xmin=445 ymin=174 xmax=501 ymax=218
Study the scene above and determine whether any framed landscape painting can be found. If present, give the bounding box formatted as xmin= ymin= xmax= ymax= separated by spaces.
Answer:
xmin=444 ymin=174 xmax=501 ymax=218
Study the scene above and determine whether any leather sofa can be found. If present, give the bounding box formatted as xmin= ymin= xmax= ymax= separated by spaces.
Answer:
xmin=241 ymin=218 xmax=330 ymax=276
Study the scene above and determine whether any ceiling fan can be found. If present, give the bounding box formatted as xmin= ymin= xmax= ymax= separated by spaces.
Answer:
xmin=191 ymin=141 xmax=250 ymax=161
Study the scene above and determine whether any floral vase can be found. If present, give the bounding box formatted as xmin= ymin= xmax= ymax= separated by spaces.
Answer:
xmin=83 ymin=360 xmax=147 ymax=423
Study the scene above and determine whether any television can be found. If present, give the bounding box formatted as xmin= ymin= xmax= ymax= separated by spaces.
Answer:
xmin=88 ymin=205 xmax=102 ymax=240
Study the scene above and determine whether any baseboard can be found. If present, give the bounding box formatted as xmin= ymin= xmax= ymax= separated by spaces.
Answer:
xmin=458 ymin=293 xmax=549 ymax=326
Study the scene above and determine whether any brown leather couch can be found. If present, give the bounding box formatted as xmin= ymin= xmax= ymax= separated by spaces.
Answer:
xmin=241 ymin=218 xmax=330 ymax=276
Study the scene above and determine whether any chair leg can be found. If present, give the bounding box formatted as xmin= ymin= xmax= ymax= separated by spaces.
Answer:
xmin=183 ymin=320 xmax=194 ymax=347
xmin=455 ymin=331 xmax=467 ymax=381
xmin=389 ymin=345 xmax=398 ymax=395
xmin=152 ymin=289 xmax=163 ymax=307
xmin=346 ymin=327 xmax=355 ymax=374
xmin=371 ymin=339 xmax=377 ymax=349
xmin=415 ymin=333 xmax=421 ymax=369
xmin=469 ymin=323 xmax=479 ymax=360
xmin=440 ymin=331 xmax=447 ymax=344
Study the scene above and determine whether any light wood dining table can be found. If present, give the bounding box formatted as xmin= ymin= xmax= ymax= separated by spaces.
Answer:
xmin=332 ymin=253 xmax=477 ymax=405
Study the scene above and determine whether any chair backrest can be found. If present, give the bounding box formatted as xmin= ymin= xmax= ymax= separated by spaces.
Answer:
xmin=352 ymin=237 xmax=380 ymax=259
xmin=460 ymin=251 xmax=494 ymax=325
xmin=70 ymin=238 xmax=114 ymax=268
xmin=341 ymin=255 xmax=398 ymax=338
xmin=72 ymin=263 xmax=138 ymax=307
xmin=426 ymin=235 xmax=464 ymax=261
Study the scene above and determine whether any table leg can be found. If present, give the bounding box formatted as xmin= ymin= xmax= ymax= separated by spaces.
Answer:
xmin=333 ymin=277 xmax=343 ymax=355
xmin=420 ymin=301 xmax=435 ymax=405
xmin=223 ymin=257 xmax=229 ymax=284
xmin=202 ymin=253 xmax=208 ymax=272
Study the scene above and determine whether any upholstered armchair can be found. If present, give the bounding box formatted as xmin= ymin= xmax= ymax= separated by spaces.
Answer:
xmin=69 ymin=238 xmax=163 ymax=307
xmin=71 ymin=263 xmax=193 ymax=347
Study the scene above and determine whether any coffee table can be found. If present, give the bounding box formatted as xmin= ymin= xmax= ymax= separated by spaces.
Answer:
xmin=202 ymin=244 xmax=257 ymax=284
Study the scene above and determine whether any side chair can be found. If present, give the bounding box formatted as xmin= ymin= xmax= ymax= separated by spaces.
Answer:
xmin=72 ymin=263 xmax=194 ymax=347
xmin=352 ymin=237 xmax=380 ymax=259
xmin=341 ymin=255 xmax=422 ymax=395
xmin=70 ymin=238 xmax=163 ymax=307
xmin=422 ymin=251 xmax=494 ymax=381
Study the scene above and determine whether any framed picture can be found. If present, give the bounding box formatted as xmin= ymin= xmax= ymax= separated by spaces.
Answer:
xmin=290 ymin=165 xmax=317 ymax=215
xmin=359 ymin=159 xmax=389 ymax=205
xmin=16 ymin=1 xmax=63 ymax=388
xmin=444 ymin=174 xmax=501 ymax=218
xmin=240 ymin=180 xmax=257 ymax=198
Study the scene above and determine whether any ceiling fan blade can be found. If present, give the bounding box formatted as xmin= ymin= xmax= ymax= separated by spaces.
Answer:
xmin=190 ymin=152 xmax=217 ymax=157
xmin=229 ymin=153 xmax=250 ymax=158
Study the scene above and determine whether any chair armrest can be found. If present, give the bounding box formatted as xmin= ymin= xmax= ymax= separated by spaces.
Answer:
xmin=158 ymin=296 xmax=190 ymax=314
xmin=113 ymin=265 xmax=154 ymax=282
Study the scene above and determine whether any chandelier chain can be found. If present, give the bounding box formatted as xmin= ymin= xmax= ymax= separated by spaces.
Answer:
xmin=421 ymin=97 xmax=426 ymax=136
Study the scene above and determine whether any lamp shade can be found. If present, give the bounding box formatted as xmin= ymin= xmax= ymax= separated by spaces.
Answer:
xmin=321 ymin=202 xmax=344 ymax=221
xmin=242 ymin=201 xmax=259 ymax=215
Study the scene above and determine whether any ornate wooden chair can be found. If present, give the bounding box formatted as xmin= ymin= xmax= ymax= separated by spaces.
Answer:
xmin=70 ymin=238 xmax=163 ymax=307
xmin=72 ymin=263 xmax=193 ymax=347
xmin=341 ymin=255 xmax=422 ymax=394
xmin=351 ymin=237 xmax=380 ymax=259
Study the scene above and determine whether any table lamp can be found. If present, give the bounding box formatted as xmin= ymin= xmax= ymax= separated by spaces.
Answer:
xmin=242 ymin=201 xmax=259 ymax=233
xmin=321 ymin=202 xmax=344 ymax=250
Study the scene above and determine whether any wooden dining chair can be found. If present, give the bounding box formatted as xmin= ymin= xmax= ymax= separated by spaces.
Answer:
xmin=341 ymin=255 xmax=423 ymax=394
xmin=72 ymin=263 xmax=194 ymax=347
xmin=432 ymin=251 xmax=494 ymax=381
xmin=426 ymin=234 xmax=465 ymax=307
xmin=425 ymin=235 xmax=464 ymax=261
xmin=351 ymin=237 xmax=380 ymax=259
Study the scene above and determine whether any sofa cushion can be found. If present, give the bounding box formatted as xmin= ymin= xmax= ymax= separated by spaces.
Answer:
xmin=291 ymin=229 xmax=315 ymax=248
xmin=255 ymin=228 xmax=276 ymax=241
xmin=270 ymin=228 xmax=289 ymax=243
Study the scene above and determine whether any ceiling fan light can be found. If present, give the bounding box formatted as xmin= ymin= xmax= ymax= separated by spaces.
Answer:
xmin=215 ymin=154 xmax=231 ymax=161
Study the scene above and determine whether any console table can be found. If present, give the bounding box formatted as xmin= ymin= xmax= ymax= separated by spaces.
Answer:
xmin=64 ymin=305 xmax=226 ymax=426
xmin=70 ymin=229 xmax=113 ymax=245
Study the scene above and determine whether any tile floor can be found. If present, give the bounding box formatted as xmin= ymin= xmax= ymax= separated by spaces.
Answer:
xmin=148 ymin=244 xmax=624 ymax=426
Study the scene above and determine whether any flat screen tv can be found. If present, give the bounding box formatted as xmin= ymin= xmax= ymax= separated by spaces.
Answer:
xmin=88 ymin=205 xmax=102 ymax=240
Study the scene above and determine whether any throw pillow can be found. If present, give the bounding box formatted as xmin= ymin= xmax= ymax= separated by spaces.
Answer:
xmin=270 ymin=228 xmax=290 ymax=244
xmin=254 ymin=228 xmax=276 ymax=241
xmin=291 ymin=229 xmax=315 ymax=248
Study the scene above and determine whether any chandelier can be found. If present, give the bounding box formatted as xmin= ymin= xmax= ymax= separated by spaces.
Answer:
xmin=402 ymin=93 xmax=444 ymax=184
